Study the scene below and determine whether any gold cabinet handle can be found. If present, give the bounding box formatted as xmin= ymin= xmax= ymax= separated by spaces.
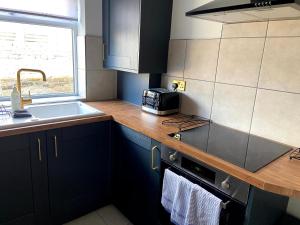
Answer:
xmin=37 ymin=138 xmax=42 ymax=162
xmin=54 ymin=136 xmax=58 ymax=158
xmin=151 ymin=146 xmax=159 ymax=171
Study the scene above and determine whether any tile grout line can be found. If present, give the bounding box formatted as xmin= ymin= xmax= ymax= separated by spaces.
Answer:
xmin=203 ymin=24 xmax=224 ymax=151
xmin=170 ymin=35 xmax=300 ymax=41
xmin=180 ymin=36 xmax=188 ymax=111
xmin=208 ymin=25 xmax=224 ymax=118
xmin=182 ymin=38 xmax=188 ymax=80
xmin=243 ymin=20 xmax=270 ymax=168
xmin=164 ymin=76 xmax=300 ymax=95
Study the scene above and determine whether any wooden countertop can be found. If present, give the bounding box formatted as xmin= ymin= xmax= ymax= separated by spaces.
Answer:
xmin=88 ymin=100 xmax=300 ymax=198
xmin=0 ymin=100 xmax=299 ymax=198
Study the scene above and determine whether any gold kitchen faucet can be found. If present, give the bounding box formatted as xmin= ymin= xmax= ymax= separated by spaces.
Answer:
xmin=16 ymin=68 xmax=47 ymax=109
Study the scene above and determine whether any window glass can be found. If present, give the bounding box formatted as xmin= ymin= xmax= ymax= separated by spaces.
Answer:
xmin=0 ymin=20 xmax=75 ymax=97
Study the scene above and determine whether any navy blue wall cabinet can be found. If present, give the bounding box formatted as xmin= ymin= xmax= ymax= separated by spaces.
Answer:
xmin=103 ymin=0 xmax=173 ymax=73
xmin=112 ymin=123 xmax=161 ymax=225
xmin=0 ymin=121 xmax=111 ymax=225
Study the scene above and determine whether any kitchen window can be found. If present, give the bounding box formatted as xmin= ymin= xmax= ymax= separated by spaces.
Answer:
xmin=0 ymin=0 xmax=79 ymax=101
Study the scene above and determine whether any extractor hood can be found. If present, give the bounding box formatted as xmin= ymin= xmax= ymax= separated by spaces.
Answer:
xmin=186 ymin=0 xmax=300 ymax=23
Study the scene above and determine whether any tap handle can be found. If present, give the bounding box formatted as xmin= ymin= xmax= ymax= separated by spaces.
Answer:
xmin=28 ymin=91 xmax=31 ymax=98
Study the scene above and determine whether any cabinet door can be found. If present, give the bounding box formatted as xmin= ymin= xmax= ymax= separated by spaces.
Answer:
xmin=47 ymin=122 xmax=110 ymax=225
xmin=113 ymin=124 xmax=160 ymax=225
xmin=103 ymin=0 xmax=140 ymax=71
xmin=0 ymin=133 xmax=49 ymax=225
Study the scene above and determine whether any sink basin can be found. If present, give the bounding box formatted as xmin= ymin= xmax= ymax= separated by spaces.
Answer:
xmin=0 ymin=102 xmax=104 ymax=130
xmin=27 ymin=102 xmax=102 ymax=120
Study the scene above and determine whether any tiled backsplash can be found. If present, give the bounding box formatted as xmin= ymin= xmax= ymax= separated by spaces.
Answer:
xmin=79 ymin=35 xmax=117 ymax=101
xmin=162 ymin=19 xmax=300 ymax=218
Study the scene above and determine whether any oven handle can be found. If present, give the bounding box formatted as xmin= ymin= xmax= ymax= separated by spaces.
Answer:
xmin=151 ymin=146 xmax=159 ymax=171
xmin=163 ymin=165 xmax=231 ymax=209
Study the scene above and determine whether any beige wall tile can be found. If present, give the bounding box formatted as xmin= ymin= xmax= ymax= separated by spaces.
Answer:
xmin=85 ymin=36 xmax=103 ymax=70
xmin=259 ymin=37 xmax=300 ymax=93
xmin=180 ymin=79 xmax=214 ymax=118
xmin=216 ymin=38 xmax=264 ymax=87
xmin=211 ymin=83 xmax=256 ymax=132
xmin=166 ymin=40 xmax=186 ymax=77
xmin=251 ymin=89 xmax=300 ymax=147
xmin=222 ymin=22 xmax=267 ymax=38
xmin=184 ymin=39 xmax=220 ymax=81
xmin=268 ymin=20 xmax=300 ymax=37
xmin=86 ymin=70 xmax=117 ymax=101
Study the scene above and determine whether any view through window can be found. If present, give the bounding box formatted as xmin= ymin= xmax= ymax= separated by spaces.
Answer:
xmin=0 ymin=20 xmax=75 ymax=98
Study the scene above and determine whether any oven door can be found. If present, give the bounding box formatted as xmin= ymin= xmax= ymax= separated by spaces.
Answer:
xmin=159 ymin=160 xmax=246 ymax=225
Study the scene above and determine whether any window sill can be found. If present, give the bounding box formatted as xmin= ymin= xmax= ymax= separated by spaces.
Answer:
xmin=1 ymin=96 xmax=86 ymax=108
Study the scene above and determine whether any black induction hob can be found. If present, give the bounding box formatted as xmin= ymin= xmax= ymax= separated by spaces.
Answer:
xmin=169 ymin=122 xmax=293 ymax=172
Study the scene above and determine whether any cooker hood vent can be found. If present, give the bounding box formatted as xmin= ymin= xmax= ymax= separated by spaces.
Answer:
xmin=186 ymin=0 xmax=300 ymax=23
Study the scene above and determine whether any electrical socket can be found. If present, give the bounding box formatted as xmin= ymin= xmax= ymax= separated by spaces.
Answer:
xmin=172 ymin=80 xmax=186 ymax=91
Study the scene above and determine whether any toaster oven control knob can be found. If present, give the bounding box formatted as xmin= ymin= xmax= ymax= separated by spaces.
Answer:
xmin=221 ymin=177 xmax=231 ymax=190
xmin=169 ymin=152 xmax=177 ymax=162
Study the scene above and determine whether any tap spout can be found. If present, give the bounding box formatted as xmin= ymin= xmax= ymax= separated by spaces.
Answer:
xmin=16 ymin=68 xmax=47 ymax=108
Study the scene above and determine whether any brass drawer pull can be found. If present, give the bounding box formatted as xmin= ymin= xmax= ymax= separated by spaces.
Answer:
xmin=37 ymin=138 xmax=42 ymax=162
xmin=54 ymin=136 xmax=58 ymax=158
xmin=151 ymin=146 xmax=159 ymax=171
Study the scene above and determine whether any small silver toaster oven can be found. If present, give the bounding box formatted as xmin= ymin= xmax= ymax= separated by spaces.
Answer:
xmin=142 ymin=88 xmax=179 ymax=115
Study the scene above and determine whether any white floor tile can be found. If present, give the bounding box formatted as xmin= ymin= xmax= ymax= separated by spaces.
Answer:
xmin=64 ymin=205 xmax=133 ymax=225
xmin=96 ymin=205 xmax=131 ymax=225
xmin=64 ymin=212 xmax=106 ymax=225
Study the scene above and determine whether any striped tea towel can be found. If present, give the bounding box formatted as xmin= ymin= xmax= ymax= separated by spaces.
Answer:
xmin=161 ymin=169 xmax=182 ymax=213
xmin=171 ymin=176 xmax=194 ymax=225
xmin=185 ymin=184 xmax=222 ymax=225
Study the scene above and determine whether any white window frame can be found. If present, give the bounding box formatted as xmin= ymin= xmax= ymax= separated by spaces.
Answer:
xmin=0 ymin=10 xmax=81 ymax=103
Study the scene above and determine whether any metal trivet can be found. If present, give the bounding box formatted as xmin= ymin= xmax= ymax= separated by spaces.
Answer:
xmin=0 ymin=105 xmax=11 ymax=118
xmin=162 ymin=114 xmax=210 ymax=131
xmin=289 ymin=148 xmax=300 ymax=160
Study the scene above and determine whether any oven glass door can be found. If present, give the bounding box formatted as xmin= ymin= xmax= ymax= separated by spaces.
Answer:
xmin=159 ymin=160 xmax=246 ymax=225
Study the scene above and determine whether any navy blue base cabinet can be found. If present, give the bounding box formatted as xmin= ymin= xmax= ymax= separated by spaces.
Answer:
xmin=112 ymin=123 xmax=161 ymax=225
xmin=47 ymin=122 xmax=111 ymax=225
xmin=0 ymin=121 xmax=111 ymax=225
xmin=0 ymin=133 xmax=49 ymax=225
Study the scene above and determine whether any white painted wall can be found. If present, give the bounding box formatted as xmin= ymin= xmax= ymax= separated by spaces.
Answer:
xmin=170 ymin=0 xmax=222 ymax=39
xmin=85 ymin=0 xmax=102 ymax=36
xmin=78 ymin=0 xmax=117 ymax=100
xmin=78 ymin=0 xmax=102 ymax=36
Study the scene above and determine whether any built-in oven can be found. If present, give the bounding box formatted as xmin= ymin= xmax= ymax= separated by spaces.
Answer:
xmin=159 ymin=145 xmax=250 ymax=225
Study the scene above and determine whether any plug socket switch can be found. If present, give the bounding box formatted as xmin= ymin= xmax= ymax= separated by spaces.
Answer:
xmin=172 ymin=80 xmax=186 ymax=91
